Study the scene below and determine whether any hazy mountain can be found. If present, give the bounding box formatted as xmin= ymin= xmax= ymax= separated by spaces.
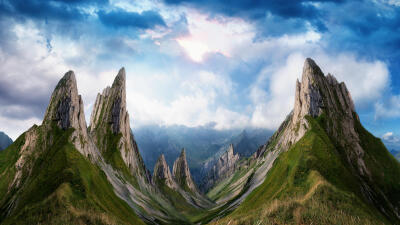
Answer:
xmin=390 ymin=149 xmax=400 ymax=161
xmin=382 ymin=140 xmax=400 ymax=161
xmin=0 ymin=131 xmax=12 ymax=150
xmin=134 ymin=125 xmax=272 ymax=185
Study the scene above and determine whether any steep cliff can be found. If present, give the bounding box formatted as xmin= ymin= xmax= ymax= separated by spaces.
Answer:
xmin=0 ymin=71 xmax=144 ymax=225
xmin=208 ymin=58 xmax=400 ymax=225
xmin=153 ymin=154 xmax=176 ymax=189
xmin=89 ymin=68 xmax=150 ymax=185
xmin=202 ymin=144 xmax=240 ymax=191
xmin=173 ymin=149 xmax=198 ymax=193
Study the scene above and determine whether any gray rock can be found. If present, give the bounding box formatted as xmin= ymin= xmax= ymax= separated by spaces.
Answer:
xmin=172 ymin=149 xmax=198 ymax=193
xmin=153 ymin=154 xmax=176 ymax=189
xmin=89 ymin=68 xmax=151 ymax=185
xmin=203 ymin=144 xmax=240 ymax=191
xmin=42 ymin=71 xmax=99 ymax=159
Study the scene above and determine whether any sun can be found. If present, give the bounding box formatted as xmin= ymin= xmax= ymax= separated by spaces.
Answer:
xmin=177 ymin=38 xmax=210 ymax=62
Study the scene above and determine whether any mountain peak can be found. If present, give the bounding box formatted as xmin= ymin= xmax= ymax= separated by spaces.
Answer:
xmin=43 ymin=70 xmax=97 ymax=158
xmin=303 ymin=58 xmax=323 ymax=76
xmin=270 ymin=58 xmax=358 ymax=152
xmin=44 ymin=70 xmax=80 ymax=129
xmin=153 ymin=154 xmax=175 ymax=189
xmin=89 ymin=68 xmax=150 ymax=183
xmin=173 ymin=148 xmax=197 ymax=192
xmin=90 ymin=68 xmax=128 ymax=134
xmin=294 ymin=58 xmax=326 ymax=119
xmin=180 ymin=148 xmax=186 ymax=158
xmin=112 ymin=67 xmax=126 ymax=89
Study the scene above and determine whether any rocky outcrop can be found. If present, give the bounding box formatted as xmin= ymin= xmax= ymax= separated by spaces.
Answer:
xmin=263 ymin=58 xmax=357 ymax=156
xmin=89 ymin=68 xmax=150 ymax=184
xmin=217 ymin=144 xmax=240 ymax=174
xmin=172 ymin=149 xmax=198 ymax=193
xmin=153 ymin=154 xmax=176 ymax=189
xmin=292 ymin=59 xmax=367 ymax=175
xmin=207 ymin=58 xmax=369 ymax=218
xmin=203 ymin=144 xmax=240 ymax=191
xmin=42 ymin=71 xmax=98 ymax=159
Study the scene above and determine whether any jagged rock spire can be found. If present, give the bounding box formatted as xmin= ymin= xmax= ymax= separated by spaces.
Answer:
xmin=153 ymin=154 xmax=176 ymax=189
xmin=173 ymin=149 xmax=197 ymax=192
xmin=202 ymin=144 xmax=240 ymax=191
xmin=265 ymin=58 xmax=358 ymax=154
xmin=293 ymin=58 xmax=356 ymax=122
xmin=43 ymin=71 xmax=97 ymax=158
xmin=89 ymin=68 xmax=150 ymax=184
xmin=44 ymin=71 xmax=82 ymax=129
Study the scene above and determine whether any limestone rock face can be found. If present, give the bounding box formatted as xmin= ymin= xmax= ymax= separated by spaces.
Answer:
xmin=153 ymin=154 xmax=176 ymax=189
xmin=266 ymin=58 xmax=359 ymax=156
xmin=217 ymin=144 xmax=240 ymax=174
xmin=203 ymin=144 xmax=240 ymax=191
xmin=292 ymin=58 xmax=366 ymax=175
xmin=255 ymin=58 xmax=369 ymax=188
xmin=172 ymin=149 xmax=197 ymax=192
xmin=43 ymin=71 xmax=97 ymax=159
xmin=89 ymin=68 xmax=150 ymax=184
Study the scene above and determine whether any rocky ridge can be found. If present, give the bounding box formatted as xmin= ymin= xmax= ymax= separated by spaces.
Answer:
xmin=89 ymin=68 xmax=150 ymax=184
xmin=202 ymin=144 xmax=240 ymax=191
xmin=153 ymin=154 xmax=176 ymax=189
xmin=1 ymin=68 xmax=214 ymax=225
xmin=172 ymin=149 xmax=198 ymax=193
xmin=207 ymin=58 xmax=400 ymax=223
xmin=43 ymin=71 xmax=98 ymax=159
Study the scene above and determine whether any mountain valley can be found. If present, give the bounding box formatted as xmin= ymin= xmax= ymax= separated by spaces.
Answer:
xmin=0 ymin=59 xmax=399 ymax=225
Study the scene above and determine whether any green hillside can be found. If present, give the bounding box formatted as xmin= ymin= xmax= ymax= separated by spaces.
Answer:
xmin=210 ymin=115 xmax=400 ymax=225
xmin=0 ymin=124 xmax=144 ymax=225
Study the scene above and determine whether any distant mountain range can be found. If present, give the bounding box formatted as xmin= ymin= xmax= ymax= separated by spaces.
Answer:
xmin=390 ymin=149 xmax=400 ymax=161
xmin=134 ymin=125 xmax=272 ymax=185
xmin=1 ymin=59 xmax=399 ymax=224
xmin=0 ymin=131 xmax=12 ymax=150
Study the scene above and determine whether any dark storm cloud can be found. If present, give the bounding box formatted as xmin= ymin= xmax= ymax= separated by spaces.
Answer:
xmin=163 ymin=0 xmax=400 ymax=75
xmin=0 ymin=0 xmax=90 ymax=21
xmin=0 ymin=66 xmax=58 ymax=120
xmin=98 ymin=9 xmax=167 ymax=29
xmin=163 ymin=0 xmax=341 ymax=19
xmin=163 ymin=0 xmax=347 ymax=35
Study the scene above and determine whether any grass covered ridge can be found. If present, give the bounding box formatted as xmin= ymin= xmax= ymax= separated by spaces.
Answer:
xmin=0 ymin=124 xmax=145 ymax=225
xmin=210 ymin=116 xmax=390 ymax=225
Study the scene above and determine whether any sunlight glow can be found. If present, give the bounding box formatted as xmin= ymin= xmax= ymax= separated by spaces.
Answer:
xmin=177 ymin=38 xmax=210 ymax=62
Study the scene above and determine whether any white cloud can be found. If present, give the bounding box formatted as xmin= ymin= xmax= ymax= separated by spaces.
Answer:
xmin=382 ymin=131 xmax=400 ymax=143
xmin=175 ymin=11 xmax=322 ymax=63
xmin=176 ymin=11 xmax=253 ymax=62
xmin=0 ymin=8 xmax=393 ymax=139
xmin=315 ymin=54 xmax=389 ymax=106
xmin=125 ymin=69 xmax=248 ymax=130
xmin=0 ymin=116 xmax=42 ymax=140
xmin=250 ymin=53 xmax=304 ymax=129
xmin=375 ymin=95 xmax=400 ymax=119
xmin=249 ymin=52 xmax=390 ymax=130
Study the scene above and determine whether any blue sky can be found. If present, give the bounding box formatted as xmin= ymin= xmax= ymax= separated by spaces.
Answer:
xmin=0 ymin=0 xmax=399 ymax=147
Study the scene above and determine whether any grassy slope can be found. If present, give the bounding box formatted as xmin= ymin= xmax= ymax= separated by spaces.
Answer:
xmin=353 ymin=117 xmax=400 ymax=221
xmin=210 ymin=116 xmax=391 ymax=225
xmin=154 ymin=179 xmax=208 ymax=225
xmin=206 ymin=159 xmax=253 ymax=202
xmin=0 ymin=125 xmax=145 ymax=225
